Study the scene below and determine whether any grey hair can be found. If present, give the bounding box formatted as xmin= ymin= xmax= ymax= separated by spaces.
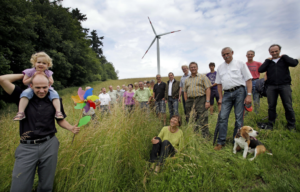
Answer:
xmin=150 ymin=79 xmax=155 ymax=83
xmin=221 ymin=47 xmax=233 ymax=53
xmin=247 ymin=50 xmax=255 ymax=55
xmin=156 ymin=74 xmax=161 ymax=77
xmin=269 ymin=44 xmax=282 ymax=51
xmin=168 ymin=72 xmax=174 ymax=76
xmin=181 ymin=65 xmax=188 ymax=69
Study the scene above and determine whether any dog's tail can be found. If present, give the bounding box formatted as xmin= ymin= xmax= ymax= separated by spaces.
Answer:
xmin=266 ymin=150 xmax=273 ymax=156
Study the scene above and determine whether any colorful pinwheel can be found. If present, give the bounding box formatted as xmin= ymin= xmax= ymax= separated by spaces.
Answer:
xmin=71 ymin=87 xmax=99 ymax=143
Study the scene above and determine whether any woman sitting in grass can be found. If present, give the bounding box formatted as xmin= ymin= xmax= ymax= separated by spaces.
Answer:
xmin=149 ymin=115 xmax=184 ymax=173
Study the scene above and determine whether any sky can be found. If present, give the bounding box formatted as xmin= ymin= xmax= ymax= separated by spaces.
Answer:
xmin=62 ymin=0 xmax=300 ymax=79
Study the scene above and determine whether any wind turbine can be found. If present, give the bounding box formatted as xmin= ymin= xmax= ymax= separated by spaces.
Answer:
xmin=142 ymin=17 xmax=181 ymax=75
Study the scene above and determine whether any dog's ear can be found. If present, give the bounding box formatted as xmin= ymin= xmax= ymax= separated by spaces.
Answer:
xmin=241 ymin=129 xmax=250 ymax=142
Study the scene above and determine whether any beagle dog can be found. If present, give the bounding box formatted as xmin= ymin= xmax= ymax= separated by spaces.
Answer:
xmin=233 ymin=126 xmax=272 ymax=161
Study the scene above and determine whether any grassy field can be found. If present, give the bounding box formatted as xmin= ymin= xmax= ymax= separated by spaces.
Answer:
xmin=1 ymin=68 xmax=300 ymax=192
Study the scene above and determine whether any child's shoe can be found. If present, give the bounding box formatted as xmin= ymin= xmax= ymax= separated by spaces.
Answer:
xmin=55 ymin=111 xmax=64 ymax=119
xmin=13 ymin=112 xmax=26 ymax=121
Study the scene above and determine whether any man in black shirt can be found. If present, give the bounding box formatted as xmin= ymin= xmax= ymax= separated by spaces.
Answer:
xmin=153 ymin=74 xmax=167 ymax=125
xmin=0 ymin=73 xmax=80 ymax=192
xmin=258 ymin=44 xmax=298 ymax=131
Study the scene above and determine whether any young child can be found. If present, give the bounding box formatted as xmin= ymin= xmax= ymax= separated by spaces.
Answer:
xmin=13 ymin=52 xmax=64 ymax=120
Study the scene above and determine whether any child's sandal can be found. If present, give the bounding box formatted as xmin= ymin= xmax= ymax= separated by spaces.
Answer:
xmin=13 ymin=112 xmax=26 ymax=121
xmin=55 ymin=111 xmax=64 ymax=119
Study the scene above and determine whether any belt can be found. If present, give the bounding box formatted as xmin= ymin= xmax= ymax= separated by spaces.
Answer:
xmin=188 ymin=96 xmax=200 ymax=99
xmin=252 ymin=78 xmax=259 ymax=81
xmin=20 ymin=134 xmax=54 ymax=144
xmin=224 ymin=85 xmax=244 ymax=92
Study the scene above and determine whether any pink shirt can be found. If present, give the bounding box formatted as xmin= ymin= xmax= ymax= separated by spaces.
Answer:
xmin=22 ymin=68 xmax=54 ymax=88
xmin=123 ymin=91 xmax=135 ymax=105
xmin=246 ymin=61 xmax=262 ymax=79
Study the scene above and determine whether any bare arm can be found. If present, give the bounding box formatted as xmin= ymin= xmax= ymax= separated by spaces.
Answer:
xmin=57 ymin=119 xmax=80 ymax=134
xmin=212 ymin=83 xmax=218 ymax=87
xmin=23 ymin=74 xmax=32 ymax=85
xmin=0 ymin=74 xmax=24 ymax=95
xmin=217 ymin=84 xmax=223 ymax=104
xmin=184 ymin=92 xmax=187 ymax=101
xmin=49 ymin=76 xmax=54 ymax=85
xmin=205 ymin=88 xmax=211 ymax=109
xmin=244 ymin=80 xmax=252 ymax=105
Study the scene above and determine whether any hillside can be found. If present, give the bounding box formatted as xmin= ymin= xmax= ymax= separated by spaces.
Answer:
xmin=0 ymin=66 xmax=300 ymax=191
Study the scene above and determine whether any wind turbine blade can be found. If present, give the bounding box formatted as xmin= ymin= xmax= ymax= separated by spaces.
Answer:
xmin=158 ymin=30 xmax=181 ymax=37
xmin=142 ymin=37 xmax=157 ymax=59
xmin=148 ymin=17 xmax=157 ymax=36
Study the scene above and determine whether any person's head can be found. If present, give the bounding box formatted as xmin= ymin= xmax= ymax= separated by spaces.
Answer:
xmin=168 ymin=72 xmax=174 ymax=81
xmin=85 ymin=86 xmax=92 ymax=91
xmin=246 ymin=50 xmax=255 ymax=61
xmin=221 ymin=47 xmax=234 ymax=64
xmin=209 ymin=62 xmax=215 ymax=72
xmin=181 ymin=65 xmax=189 ymax=75
xmin=156 ymin=74 xmax=162 ymax=82
xmin=146 ymin=81 xmax=150 ymax=87
xmin=101 ymin=87 xmax=106 ymax=94
xmin=109 ymin=85 xmax=113 ymax=91
xmin=134 ymin=82 xmax=139 ymax=89
xmin=128 ymin=84 xmax=133 ymax=91
xmin=150 ymin=79 xmax=155 ymax=87
xmin=122 ymin=84 xmax=126 ymax=89
xmin=30 ymin=73 xmax=50 ymax=98
xmin=189 ymin=62 xmax=198 ymax=75
xmin=30 ymin=52 xmax=53 ymax=72
xmin=116 ymin=85 xmax=120 ymax=91
xmin=138 ymin=81 xmax=144 ymax=89
xmin=144 ymin=80 xmax=147 ymax=84
xmin=170 ymin=115 xmax=182 ymax=127
xmin=269 ymin=44 xmax=281 ymax=59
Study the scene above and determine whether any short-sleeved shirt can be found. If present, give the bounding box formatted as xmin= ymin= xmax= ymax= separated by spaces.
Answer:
xmin=206 ymin=71 xmax=217 ymax=90
xmin=99 ymin=93 xmax=111 ymax=106
xmin=183 ymin=73 xmax=212 ymax=97
xmin=158 ymin=126 xmax=183 ymax=150
xmin=23 ymin=68 xmax=54 ymax=88
xmin=215 ymin=60 xmax=253 ymax=90
xmin=117 ymin=90 xmax=124 ymax=99
xmin=246 ymin=61 xmax=262 ymax=79
xmin=123 ymin=91 xmax=135 ymax=105
xmin=133 ymin=88 xmax=151 ymax=102
xmin=108 ymin=90 xmax=119 ymax=104
xmin=10 ymin=86 xmax=66 ymax=140
xmin=153 ymin=82 xmax=166 ymax=101
xmin=180 ymin=73 xmax=191 ymax=89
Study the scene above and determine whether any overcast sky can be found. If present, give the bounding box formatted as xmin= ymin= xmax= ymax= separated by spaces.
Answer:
xmin=62 ymin=0 xmax=300 ymax=79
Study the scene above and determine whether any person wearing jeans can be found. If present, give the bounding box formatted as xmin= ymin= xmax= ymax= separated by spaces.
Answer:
xmin=164 ymin=72 xmax=180 ymax=118
xmin=258 ymin=44 xmax=298 ymax=131
xmin=245 ymin=50 xmax=262 ymax=114
xmin=178 ymin=65 xmax=190 ymax=117
xmin=214 ymin=47 xmax=253 ymax=151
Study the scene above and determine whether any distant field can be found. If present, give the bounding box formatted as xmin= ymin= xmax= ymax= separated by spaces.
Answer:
xmin=0 ymin=66 xmax=300 ymax=192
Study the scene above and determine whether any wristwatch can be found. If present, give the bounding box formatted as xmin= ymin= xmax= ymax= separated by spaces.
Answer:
xmin=247 ymin=93 xmax=252 ymax=96
xmin=206 ymin=100 xmax=210 ymax=103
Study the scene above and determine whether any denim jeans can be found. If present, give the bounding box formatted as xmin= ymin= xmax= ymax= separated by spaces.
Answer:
xmin=217 ymin=86 xmax=246 ymax=145
xmin=245 ymin=79 xmax=260 ymax=114
xmin=168 ymin=97 xmax=179 ymax=117
xmin=139 ymin=101 xmax=149 ymax=113
xmin=20 ymin=88 xmax=59 ymax=101
xmin=266 ymin=84 xmax=295 ymax=127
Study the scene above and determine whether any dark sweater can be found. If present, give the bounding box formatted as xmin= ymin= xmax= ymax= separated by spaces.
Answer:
xmin=258 ymin=55 xmax=298 ymax=85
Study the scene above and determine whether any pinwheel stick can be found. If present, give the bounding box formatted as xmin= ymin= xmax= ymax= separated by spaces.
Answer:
xmin=72 ymin=108 xmax=83 ymax=144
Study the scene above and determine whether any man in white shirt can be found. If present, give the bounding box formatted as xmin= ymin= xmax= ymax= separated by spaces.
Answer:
xmin=99 ymin=87 xmax=111 ymax=114
xmin=214 ymin=47 xmax=253 ymax=151
xmin=164 ymin=72 xmax=180 ymax=118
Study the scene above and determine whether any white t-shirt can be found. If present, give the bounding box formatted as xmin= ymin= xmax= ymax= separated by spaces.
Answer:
xmin=99 ymin=93 xmax=111 ymax=106
xmin=168 ymin=79 xmax=174 ymax=96
xmin=272 ymin=58 xmax=280 ymax=63
xmin=216 ymin=60 xmax=253 ymax=90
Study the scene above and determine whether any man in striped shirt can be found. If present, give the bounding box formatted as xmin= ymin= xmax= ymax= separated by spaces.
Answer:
xmin=184 ymin=62 xmax=212 ymax=138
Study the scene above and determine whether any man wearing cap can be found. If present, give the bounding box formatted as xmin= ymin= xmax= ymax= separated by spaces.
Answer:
xmin=0 ymin=73 xmax=80 ymax=192
xmin=258 ymin=44 xmax=298 ymax=131
xmin=214 ymin=47 xmax=253 ymax=150
xmin=246 ymin=50 xmax=262 ymax=114
xmin=184 ymin=62 xmax=212 ymax=138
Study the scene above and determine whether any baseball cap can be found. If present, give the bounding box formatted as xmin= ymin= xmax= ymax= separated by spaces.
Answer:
xmin=245 ymin=103 xmax=253 ymax=112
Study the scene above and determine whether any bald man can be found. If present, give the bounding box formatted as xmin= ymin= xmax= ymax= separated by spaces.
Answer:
xmin=0 ymin=73 xmax=80 ymax=192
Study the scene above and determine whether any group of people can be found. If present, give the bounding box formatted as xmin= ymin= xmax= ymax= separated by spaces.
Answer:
xmin=0 ymin=43 xmax=298 ymax=191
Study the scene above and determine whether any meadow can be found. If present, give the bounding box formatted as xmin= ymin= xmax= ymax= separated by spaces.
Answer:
xmin=0 ymin=68 xmax=300 ymax=192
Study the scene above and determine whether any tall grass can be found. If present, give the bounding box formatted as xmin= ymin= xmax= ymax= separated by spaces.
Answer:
xmin=0 ymin=68 xmax=300 ymax=191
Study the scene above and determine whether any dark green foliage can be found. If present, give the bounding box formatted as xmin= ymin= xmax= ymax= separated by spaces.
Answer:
xmin=0 ymin=0 xmax=118 ymax=108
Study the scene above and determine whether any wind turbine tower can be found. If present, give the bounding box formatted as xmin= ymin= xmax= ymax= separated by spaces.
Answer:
xmin=142 ymin=17 xmax=181 ymax=75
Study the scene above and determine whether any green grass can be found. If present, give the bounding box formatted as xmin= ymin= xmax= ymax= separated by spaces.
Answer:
xmin=1 ymin=69 xmax=300 ymax=192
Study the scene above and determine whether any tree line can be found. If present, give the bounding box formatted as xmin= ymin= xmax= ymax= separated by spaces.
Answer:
xmin=0 ymin=0 xmax=118 ymax=108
